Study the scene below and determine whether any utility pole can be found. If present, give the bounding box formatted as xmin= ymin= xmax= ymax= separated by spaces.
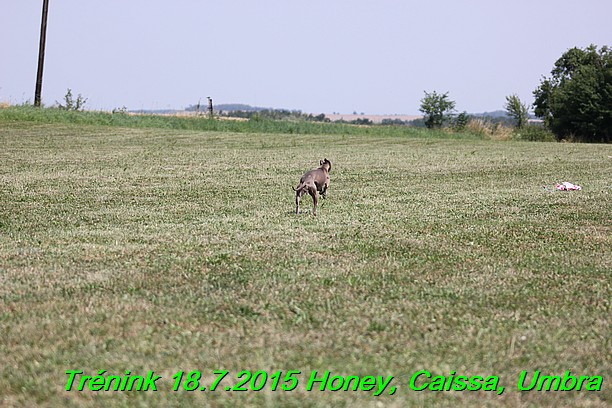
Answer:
xmin=34 ymin=0 xmax=50 ymax=107
xmin=207 ymin=97 xmax=214 ymax=118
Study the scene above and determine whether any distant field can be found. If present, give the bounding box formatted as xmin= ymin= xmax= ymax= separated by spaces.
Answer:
xmin=325 ymin=113 xmax=423 ymax=123
xmin=0 ymin=119 xmax=610 ymax=407
xmin=144 ymin=109 xmax=423 ymax=124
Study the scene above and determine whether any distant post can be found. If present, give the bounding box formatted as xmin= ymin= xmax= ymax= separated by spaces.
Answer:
xmin=34 ymin=0 xmax=50 ymax=107
xmin=207 ymin=97 xmax=214 ymax=118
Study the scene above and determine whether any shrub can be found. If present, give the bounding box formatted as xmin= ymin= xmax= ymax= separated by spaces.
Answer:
xmin=56 ymin=88 xmax=87 ymax=111
xmin=453 ymin=111 xmax=470 ymax=131
xmin=512 ymin=124 xmax=556 ymax=142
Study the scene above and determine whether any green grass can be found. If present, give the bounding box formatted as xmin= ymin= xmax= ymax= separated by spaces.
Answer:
xmin=0 ymin=105 xmax=479 ymax=140
xmin=0 ymin=117 xmax=610 ymax=407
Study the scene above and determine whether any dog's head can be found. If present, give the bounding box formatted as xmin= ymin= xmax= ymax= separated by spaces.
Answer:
xmin=320 ymin=158 xmax=332 ymax=172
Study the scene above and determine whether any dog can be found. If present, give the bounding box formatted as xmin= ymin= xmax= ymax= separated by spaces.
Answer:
xmin=293 ymin=159 xmax=332 ymax=216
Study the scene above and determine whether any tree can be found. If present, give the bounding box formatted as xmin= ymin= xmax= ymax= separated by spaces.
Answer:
xmin=419 ymin=91 xmax=456 ymax=129
xmin=533 ymin=45 xmax=611 ymax=142
xmin=504 ymin=94 xmax=530 ymax=129
xmin=453 ymin=111 xmax=470 ymax=131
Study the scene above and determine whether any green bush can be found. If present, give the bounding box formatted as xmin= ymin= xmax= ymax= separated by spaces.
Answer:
xmin=512 ymin=124 xmax=556 ymax=142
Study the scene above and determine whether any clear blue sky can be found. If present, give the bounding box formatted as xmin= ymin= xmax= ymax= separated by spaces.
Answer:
xmin=1 ymin=0 xmax=610 ymax=114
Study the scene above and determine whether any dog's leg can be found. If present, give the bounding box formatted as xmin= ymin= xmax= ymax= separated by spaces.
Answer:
xmin=322 ymin=176 xmax=330 ymax=199
xmin=308 ymin=186 xmax=319 ymax=216
xmin=295 ymin=190 xmax=301 ymax=214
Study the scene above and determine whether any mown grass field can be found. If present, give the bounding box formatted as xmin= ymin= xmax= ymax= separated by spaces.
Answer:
xmin=0 ymin=115 xmax=610 ymax=407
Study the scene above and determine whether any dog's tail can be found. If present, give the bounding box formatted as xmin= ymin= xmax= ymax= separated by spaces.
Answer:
xmin=292 ymin=182 xmax=305 ymax=192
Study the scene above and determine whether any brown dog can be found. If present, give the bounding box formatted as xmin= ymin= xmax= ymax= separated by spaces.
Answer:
xmin=293 ymin=159 xmax=332 ymax=216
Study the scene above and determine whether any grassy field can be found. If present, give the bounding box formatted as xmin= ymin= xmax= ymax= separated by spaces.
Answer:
xmin=0 ymin=116 xmax=610 ymax=407
xmin=0 ymin=106 xmax=462 ymax=139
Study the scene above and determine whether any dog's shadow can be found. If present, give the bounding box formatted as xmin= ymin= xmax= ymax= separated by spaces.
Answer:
xmin=286 ymin=210 xmax=313 ymax=216
xmin=285 ymin=201 xmax=326 ymax=216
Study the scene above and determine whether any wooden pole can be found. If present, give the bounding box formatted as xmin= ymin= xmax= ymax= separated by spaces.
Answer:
xmin=207 ymin=97 xmax=214 ymax=118
xmin=34 ymin=0 xmax=50 ymax=107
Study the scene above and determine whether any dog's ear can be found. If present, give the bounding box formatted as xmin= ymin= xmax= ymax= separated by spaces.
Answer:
xmin=320 ymin=159 xmax=325 ymax=166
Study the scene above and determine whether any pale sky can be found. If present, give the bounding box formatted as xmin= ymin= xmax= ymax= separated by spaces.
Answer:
xmin=1 ymin=0 xmax=610 ymax=114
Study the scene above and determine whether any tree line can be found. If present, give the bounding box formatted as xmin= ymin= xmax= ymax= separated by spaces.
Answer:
xmin=419 ymin=45 xmax=610 ymax=143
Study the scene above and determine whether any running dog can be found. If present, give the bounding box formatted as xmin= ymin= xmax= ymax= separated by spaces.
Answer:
xmin=293 ymin=159 xmax=332 ymax=216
